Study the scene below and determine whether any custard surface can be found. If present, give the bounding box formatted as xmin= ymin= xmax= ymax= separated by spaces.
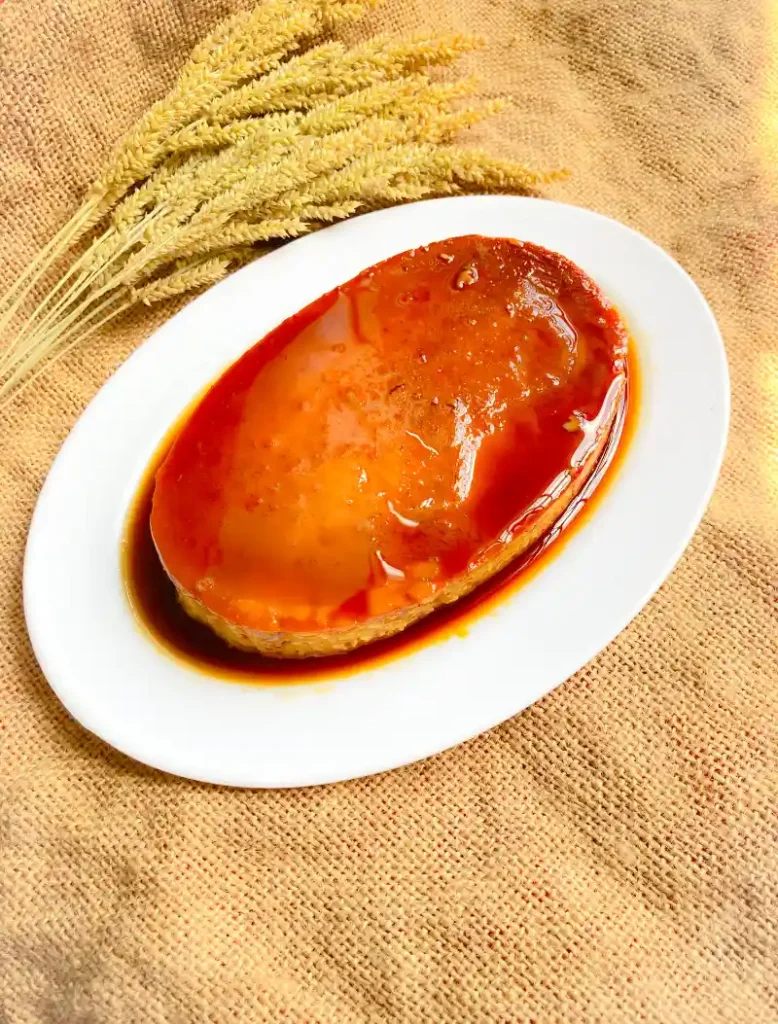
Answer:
xmin=151 ymin=236 xmax=628 ymax=632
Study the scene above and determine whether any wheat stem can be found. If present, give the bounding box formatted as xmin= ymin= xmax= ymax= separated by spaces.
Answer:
xmin=0 ymin=224 xmax=116 ymax=378
xmin=0 ymin=291 xmax=130 ymax=405
xmin=0 ymin=199 xmax=98 ymax=337
xmin=5 ymin=209 xmax=167 ymax=379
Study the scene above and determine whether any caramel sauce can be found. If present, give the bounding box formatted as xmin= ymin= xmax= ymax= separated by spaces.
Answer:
xmin=149 ymin=236 xmax=629 ymax=635
xmin=123 ymin=348 xmax=637 ymax=683
xmin=122 ymin=236 xmax=639 ymax=683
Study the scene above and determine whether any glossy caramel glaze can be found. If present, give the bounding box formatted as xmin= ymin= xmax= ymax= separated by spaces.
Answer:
xmin=151 ymin=235 xmax=628 ymax=638
xmin=124 ymin=358 xmax=636 ymax=683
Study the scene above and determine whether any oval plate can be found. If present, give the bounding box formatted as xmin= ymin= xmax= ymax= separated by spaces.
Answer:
xmin=24 ymin=197 xmax=729 ymax=787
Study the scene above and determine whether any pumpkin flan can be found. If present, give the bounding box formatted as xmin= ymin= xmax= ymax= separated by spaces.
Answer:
xmin=150 ymin=235 xmax=628 ymax=657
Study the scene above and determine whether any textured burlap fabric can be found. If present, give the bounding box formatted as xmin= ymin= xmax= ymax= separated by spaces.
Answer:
xmin=1 ymin=1 xmax=777 ymax=1020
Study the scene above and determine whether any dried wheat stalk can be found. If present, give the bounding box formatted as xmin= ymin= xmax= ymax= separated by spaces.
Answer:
xmin=0 ymin=0 xmax=559 ymax=406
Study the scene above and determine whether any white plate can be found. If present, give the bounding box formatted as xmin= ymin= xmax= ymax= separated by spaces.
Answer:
xmin=24 ymin=196 xmax=729 ymax=787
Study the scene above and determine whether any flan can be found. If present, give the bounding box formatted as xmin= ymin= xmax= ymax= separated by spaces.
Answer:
xmin=150 ymin=235 xmax=628 ymax=657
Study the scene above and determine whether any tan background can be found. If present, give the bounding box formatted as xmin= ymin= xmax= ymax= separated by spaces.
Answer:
xmin=1 ymin=0 xmax=777 ymax=1021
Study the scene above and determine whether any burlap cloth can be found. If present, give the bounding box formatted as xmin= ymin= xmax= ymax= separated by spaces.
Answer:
xmin=1 ymin=0 xmax=777 ymax=1020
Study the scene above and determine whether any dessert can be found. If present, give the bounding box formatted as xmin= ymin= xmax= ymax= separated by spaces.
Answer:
xmin=150 ymin=235 xmax=628 ymax=657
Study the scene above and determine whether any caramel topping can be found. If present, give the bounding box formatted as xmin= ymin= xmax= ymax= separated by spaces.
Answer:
xmin=151 ymin=235 xmax=627 ymax=632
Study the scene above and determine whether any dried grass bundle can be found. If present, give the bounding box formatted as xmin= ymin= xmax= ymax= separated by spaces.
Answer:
xmin=0 ymin=0 xmax=558 ymax=406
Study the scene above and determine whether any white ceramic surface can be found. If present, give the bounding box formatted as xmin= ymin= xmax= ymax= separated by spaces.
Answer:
xmin=24 ymin=196 xmax=729 ymax=788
